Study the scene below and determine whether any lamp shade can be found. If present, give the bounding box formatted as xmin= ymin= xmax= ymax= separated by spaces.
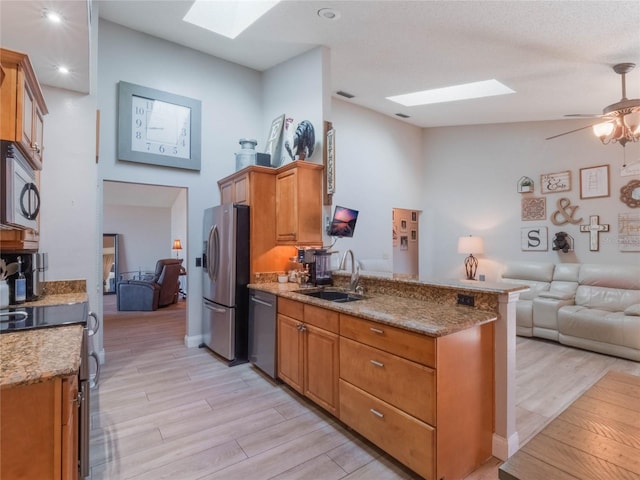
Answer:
xmin=457 ymin=235 xmax=484 ymax=254
xmin=172 ymin=239 xmax=183 ymax=250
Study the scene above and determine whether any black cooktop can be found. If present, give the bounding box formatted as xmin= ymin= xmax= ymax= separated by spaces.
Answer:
xmin=0 ymin=302 xmax=88 ymax=333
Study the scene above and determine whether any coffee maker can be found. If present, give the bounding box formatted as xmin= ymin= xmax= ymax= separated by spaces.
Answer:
xmin=297 ymin=248 xmax=332 ymax=286
xmin=1 ymin=252 xmax=47 ymax=302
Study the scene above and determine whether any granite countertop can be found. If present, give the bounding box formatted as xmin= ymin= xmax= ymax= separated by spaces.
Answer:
xmin=249 ymin=282 xmax=497 ymax=337
xmin=10 ymin=292 xmax=88 ymax=308
xmin=0 ymin=325 xmax=84 ymax=388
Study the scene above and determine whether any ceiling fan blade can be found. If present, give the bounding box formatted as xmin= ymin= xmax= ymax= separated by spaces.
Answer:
xmin=564 ymin=114 xmax=602 ymax=118
xmin=545 ymin=123 xmax=598 ymax=140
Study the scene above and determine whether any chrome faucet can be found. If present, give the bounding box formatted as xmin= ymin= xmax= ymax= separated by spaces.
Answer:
xmin=339 ymin=249 xmax=360 ymax=292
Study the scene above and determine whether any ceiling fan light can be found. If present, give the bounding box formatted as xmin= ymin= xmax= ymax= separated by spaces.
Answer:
xmin=623 ymin=111 xmax=640 ymax=134
xmin=593 ymin=121 xmax=614 ymax=141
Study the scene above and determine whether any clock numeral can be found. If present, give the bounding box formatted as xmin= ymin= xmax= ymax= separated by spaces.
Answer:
xmin=135 ymin=131 xmax=142 ymax=140
xmin=173 ymin=147 xmax=178 ymax=155
xmin=159 ymin=145 xmax=165 ymax=154
xmin=135 ymin=118 xmax=142 ymax=127
xmin=181 ymin=128 xmax=187 ymax=136
xmin=135 ymin=106 xmax=145 ymax=115
xmin=146 ymin=143 xmax=151 ymax=151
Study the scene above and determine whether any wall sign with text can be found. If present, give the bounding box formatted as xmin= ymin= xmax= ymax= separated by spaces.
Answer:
xmin=521 ymin=226 xmax=548 ymax=251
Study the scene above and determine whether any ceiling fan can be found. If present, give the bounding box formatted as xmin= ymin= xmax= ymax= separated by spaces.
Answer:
xmin=546 ymin=62 xmax=640 ymax=147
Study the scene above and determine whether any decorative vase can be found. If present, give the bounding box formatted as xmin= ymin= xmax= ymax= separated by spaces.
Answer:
xmin=0 ymin=280 xmax=9 ymax=308
xmin=235 ymin=138 xmax=258 ymax=170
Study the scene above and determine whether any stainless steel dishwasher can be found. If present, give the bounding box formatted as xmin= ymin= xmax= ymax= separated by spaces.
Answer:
xmin=248 ymin=289 xmax=277 ymax=379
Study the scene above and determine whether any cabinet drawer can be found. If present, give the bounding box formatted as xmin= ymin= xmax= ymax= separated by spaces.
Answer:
xmin=340 ymin=337 xmax=435 ymax=425
xmin=340 ymin=314 xmax=436 ymax=367
xmin=303 ymin=304 xmax=339 ymax=333
xmin=339 ymin=379 xmax=435 ymax=480
xmin=278 ymin=298 xmax=303 ymax=320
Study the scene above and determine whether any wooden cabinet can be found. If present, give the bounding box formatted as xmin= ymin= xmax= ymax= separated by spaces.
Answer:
xmin=275 ymin=162 xmax=323 ymax=245
xmin=1 ymin=375 xmax=79 ymax=480
xmin=0 ymin=48 xmax=48 ymax=170
xmin=277 ymin=298 xmax=340 ymax=416
xmin=339 ymin=314 xmax=494 ymax=480
xmin=219 ymin=171 xmax=250 ymax=205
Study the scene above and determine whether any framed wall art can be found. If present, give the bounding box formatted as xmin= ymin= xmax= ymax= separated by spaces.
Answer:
xmin=117 ymin=81 xmax=202 ymax=171
xmin=619 ymin=212 xmax=640 ymax=252
xmin=521 ymin=197 xmax=546 ymax=221
xmin=265 ymin=114 xmax=285 ymax=167
xmin=521 ymin=226 xmax=548 ymax=251
xmin=580 ymin=164 xmax=609 ymax=199
xmin=540 ymin=171 xmax=571 ymax=194
xmin=323 ymin=121 xmax=335 ymax=205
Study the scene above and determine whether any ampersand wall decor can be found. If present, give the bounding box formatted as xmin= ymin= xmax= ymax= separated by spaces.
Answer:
xmin=551 ymin=198 xmax=583 ymax=226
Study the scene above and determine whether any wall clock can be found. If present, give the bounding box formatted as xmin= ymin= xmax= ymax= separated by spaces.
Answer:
xmin=117 ymin=81 xmax=202 ymax=171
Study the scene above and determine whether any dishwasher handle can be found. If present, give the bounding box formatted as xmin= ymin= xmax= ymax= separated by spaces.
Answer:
xmin=250 ymin=296 xmax=273 ymax=308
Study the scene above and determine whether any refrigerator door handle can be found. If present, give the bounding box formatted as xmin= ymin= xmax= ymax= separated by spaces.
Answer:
xmin=207 ymin=224 xmax=219 ymax=281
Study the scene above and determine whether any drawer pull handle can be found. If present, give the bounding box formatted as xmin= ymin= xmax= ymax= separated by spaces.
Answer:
xmin=370 ymin=408 xmax=384 ymax=418
xmin=369 ymin=327 xmax=384 ymax=334
xmin=370 ymin=360 xmax=384 ymax=368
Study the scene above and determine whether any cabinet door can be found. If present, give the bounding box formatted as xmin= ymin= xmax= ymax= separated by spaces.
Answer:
xmin=61 ymin=375 xmax=79 ymax=480
xmin=277 ymin=314 xmax=304 ymax=393
xmin=32 ymin=102 xmax=45 ymax=166
xmin=304 ymin=324 xmax=340 ymax=416
xmin=275 ymin=169 xmax=298 ymax=243
xmin=220 ymin=180 xmax=234 ymax=204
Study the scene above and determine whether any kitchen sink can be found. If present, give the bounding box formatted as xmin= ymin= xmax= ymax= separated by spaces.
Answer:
xmin=296 ymin=289 xmax=366 ymax=303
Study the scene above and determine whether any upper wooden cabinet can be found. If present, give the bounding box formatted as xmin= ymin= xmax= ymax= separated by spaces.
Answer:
xmin=275 ymin=162 xmax=323 ymax=245
xmin=0 ymin=48 xmax=48 ymax=170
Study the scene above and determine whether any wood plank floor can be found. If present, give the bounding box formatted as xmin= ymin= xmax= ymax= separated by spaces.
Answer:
xmin=91 ymin=296 xmax=640 ymax=480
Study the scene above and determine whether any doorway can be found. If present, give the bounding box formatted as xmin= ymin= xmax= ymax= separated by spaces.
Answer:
xmin=102 ymin=234 xmax=119 ymax=294
xmin=392 ymin=208 xmax=420 ymax=277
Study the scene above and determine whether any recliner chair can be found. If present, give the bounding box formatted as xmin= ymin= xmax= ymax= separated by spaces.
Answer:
xmin=117 ymin=258 xmax=183 ymax=311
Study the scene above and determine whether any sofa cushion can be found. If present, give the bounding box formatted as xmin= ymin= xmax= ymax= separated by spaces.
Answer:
xmin=538 ymin=291 xmax=574 ymax=300
xmin=578 ymin=264 xmax=640 ymax=290
xmin=575 ymin=285 xmax=640 ymax=312
xmin=502 ymin=262 xmax=555 ymax=283
xmin=558 ymin=305 xmax=640 ymax=350
xmin=624 ymin=304 xmax=640 ymax=316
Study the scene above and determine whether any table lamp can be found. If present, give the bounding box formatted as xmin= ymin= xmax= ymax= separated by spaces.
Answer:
xmin=172 ymin=239 xmax=183 ymax=259
xmin=457 ymin=235 xmax=484 ymax=280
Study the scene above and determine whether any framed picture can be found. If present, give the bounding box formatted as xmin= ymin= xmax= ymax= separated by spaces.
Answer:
xmin=323 ymin=121 xmax=335 ymax=205
xmin=521 ymin=197 xmax=546 ymax=221
xmin=265 ymin=114 xmax=285 ymax=167
xmin=400 ymin=236 xmax=408 ymax=250
xmin=540 ymin=171 xmax=571 ymax=194
xmin=117 ymin=81 xmax=201 ymax=171
xmin=580 ymin=165 xmax=609 ymax=199
xmin=400 ymin=219 xmax=407 ymax=231
xmin=620 ymin=179 xmax=640 ymax=208
xmin=411 ymin=211 xmax=417 ymax=223
xmin=619 ymin=212 xmax=640 ymax=252
xmin=410 ymin=230 xmax=417 ymax=241
xmin=521 ymin=226 xmax=548 ymax=251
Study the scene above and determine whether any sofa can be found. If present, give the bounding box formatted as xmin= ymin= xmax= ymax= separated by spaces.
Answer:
xmin=501 ymin=262 xmax=640 ymax=361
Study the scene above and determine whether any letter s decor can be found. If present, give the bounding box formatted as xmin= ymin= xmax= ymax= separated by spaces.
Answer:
xmin=521 ymin=226 xmax=548 ymax=251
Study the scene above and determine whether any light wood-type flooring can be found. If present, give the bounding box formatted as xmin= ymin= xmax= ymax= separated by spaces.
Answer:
xmin=92 ymin=296 xmax=640 ymax=479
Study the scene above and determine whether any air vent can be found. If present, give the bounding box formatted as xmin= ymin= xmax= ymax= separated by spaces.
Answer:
xmin=336 ymin=90 xmax=355 ymax=99
xmin=395 ymin=113 xmax=410 ymax=118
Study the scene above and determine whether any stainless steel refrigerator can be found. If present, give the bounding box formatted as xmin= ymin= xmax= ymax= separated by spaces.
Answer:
xmin=201 ymin=203 xmax=250 ymax=365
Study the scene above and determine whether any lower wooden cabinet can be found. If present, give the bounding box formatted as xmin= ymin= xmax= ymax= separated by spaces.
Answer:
xmin=276 ymin=299 xmax=494 ymax=480
xmin=1 ymin=375 xmax=78 ymax=480
xmin=277 ymin=299 xmax=339 ymax=416
xmin=339 ymin=379 xmax=435 ymax=480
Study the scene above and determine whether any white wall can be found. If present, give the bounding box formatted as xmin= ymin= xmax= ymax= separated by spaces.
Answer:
xmin=328 ymin=99 xmax=424 ymax=267
xmin=421 ymin=121 xmax=640 ymax=281
xmin=262 ymin=47 xmax=329 ymax=166
xmin=103 ymin=205 xmax=171 ymax=274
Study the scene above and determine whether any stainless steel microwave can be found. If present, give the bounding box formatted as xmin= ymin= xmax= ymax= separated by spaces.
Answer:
xmin=1 ymin=141 xmax=40 ymax=231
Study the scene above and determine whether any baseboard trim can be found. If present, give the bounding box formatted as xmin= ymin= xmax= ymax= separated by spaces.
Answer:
xmin=184 ymin=334 xmax=202 ymax=348
xmin=493 ymin=432 xmax=520 ymax=461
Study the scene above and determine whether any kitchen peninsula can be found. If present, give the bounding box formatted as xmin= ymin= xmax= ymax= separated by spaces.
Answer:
xmin=250 ymin=271 xmax=527 ymax=479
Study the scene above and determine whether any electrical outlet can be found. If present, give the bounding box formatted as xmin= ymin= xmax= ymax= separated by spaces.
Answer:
xmin=457 ymin=293 xmax=475 ymax=307
xmin=195 ymin=257 xmax=202 ymax=267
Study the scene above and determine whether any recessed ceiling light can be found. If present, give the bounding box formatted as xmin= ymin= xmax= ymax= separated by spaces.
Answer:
xmin=318 ymin=8 xmax=341 ymax=20
xmin=57 ymin=66 xmax=69 ymax=74
xmin=183 ymin=0 xmax=281 ymax=39
xmin=44 ymin=10 xmax=62 ymax=23
xmin=387 ymin=79 xmax=515 ymax=107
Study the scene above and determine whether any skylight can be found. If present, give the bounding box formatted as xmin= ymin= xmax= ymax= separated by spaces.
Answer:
xmin=387 ymin=79 xmax=515 ymax=107
xmin=183 ymin=0 xmax=281 ymax=39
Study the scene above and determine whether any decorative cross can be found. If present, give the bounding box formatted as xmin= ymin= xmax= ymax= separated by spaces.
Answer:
xmin=580 ymin=215 xmax=609 ymax=251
